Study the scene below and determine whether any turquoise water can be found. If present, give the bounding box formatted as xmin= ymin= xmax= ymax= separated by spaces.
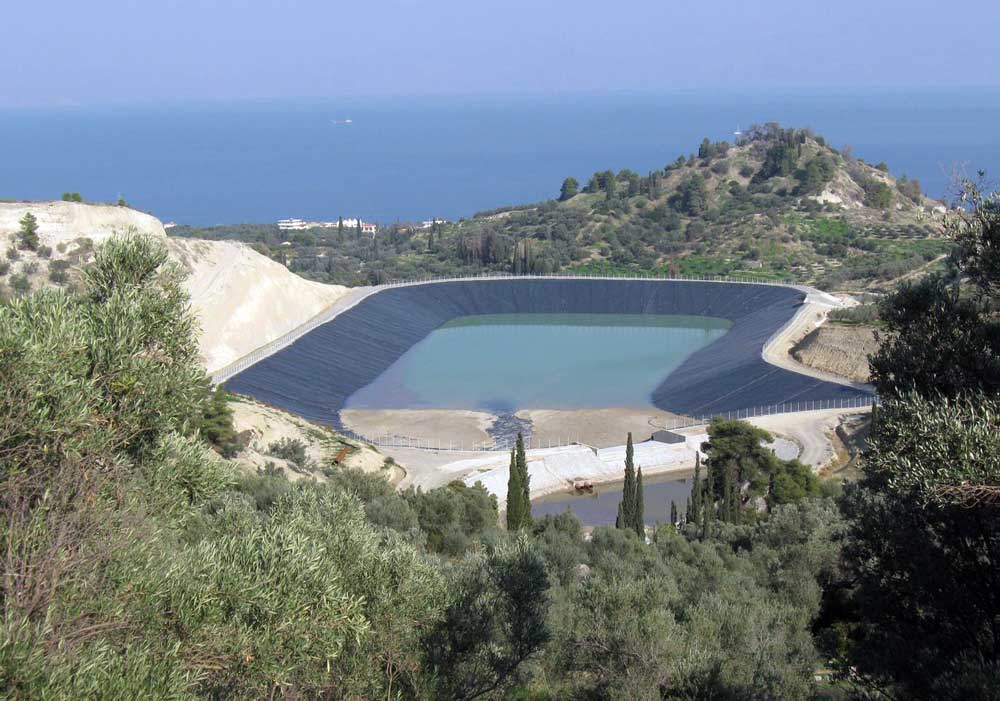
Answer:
xmin=2 ymin=90 xmax=999 ymax=224
xmin=533 ymin=473 xmax=693 ymax=527
xmin=345 ymin=313 xmax=730 ymax=411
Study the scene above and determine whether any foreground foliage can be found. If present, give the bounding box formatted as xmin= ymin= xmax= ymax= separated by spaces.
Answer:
xmin=0 ymin=235 xmax=544 ymax=699
xmin=5 ymin=190 xmax=997 ymax=697
xmin=834 ymin=177 xmax=1000 ymax=699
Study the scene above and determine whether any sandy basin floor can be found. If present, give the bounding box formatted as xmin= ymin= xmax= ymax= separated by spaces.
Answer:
xmin=341 ymin=407 xmax=694 ymax=452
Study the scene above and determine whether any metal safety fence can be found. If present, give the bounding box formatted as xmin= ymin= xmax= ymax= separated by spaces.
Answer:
xmin=335 ymin=394 xmax=877 ymax=454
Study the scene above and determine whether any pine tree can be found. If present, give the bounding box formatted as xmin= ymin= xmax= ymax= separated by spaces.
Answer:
xmin=516 ymin=433 xmax=531 ymax=527
xmin=633 ymin=466 xmax=645 ymax=537
xmin=18 ymin=212 xmax=39 ymax=251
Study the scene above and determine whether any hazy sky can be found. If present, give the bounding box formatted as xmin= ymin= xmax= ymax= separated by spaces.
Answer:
xmin=3 ymin=0 xmax=998 ymax=106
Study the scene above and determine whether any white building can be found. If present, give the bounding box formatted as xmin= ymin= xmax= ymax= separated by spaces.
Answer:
xmin=418 ymin=218 xmax=449 ymax=229
xmin=277 ymin=217 xmax=377 ymax=234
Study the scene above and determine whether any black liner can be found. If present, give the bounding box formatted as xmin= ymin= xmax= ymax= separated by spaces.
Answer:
xmin=225 ymin=279 xmax=872 ymax=426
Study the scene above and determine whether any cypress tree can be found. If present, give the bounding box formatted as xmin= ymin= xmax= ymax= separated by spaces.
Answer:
xmin=702 ymin=460 xmax=713 ymax=521
xmin=618 ymin=432 xmax=636 ymax=530
xmin=690 ymin=451 xmax=702 ymax=524
xmin=670 ymin=500 xmax=678 ymax=525
xmin=516 ymin=433 xmax=531 ymax=527
xmin=633 ymin=466 xmax=645 ymax=537
xmin=700 ymin=493 xmax=711 ymax=540
xmin=505 ymin=446 xmax=523 ymax=530
xmin=615 ymin=501 xmax=625 ymax=529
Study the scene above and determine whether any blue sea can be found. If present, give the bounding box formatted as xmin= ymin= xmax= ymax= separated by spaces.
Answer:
xmin=2 ymin=88 xmax=999 ymax=226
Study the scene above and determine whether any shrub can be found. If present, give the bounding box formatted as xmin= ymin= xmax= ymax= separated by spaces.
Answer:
xmin=829 ymin=303 xmax=880 ymax=325
xmin=9 ymin=272 xmax=29 ymax=295
xmin=858 ymin=176 xmax=893 ymax=209
xmin=267 ymin=436 xmax=312 ymax=469
xmin=711 ymin=160 xmax=730 ymax=176
xmin=48 ymin=259 xmax=70 ymax=284
xmin=198 ymin=385 xmax=243 ymax=458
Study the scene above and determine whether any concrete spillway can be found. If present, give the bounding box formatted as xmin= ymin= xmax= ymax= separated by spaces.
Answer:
xmin=225 ymin=279 xmax=871 ymax=425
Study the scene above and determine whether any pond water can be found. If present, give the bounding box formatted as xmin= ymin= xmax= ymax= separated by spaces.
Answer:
xmin=345 ymin=313 xmax=731 ymax=411
xmin=533 ymin=472 xmax=694 ymax=527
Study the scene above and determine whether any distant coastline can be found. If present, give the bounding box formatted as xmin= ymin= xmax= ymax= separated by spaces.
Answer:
xmin=1 ymin=89 xmax=998 ymax=225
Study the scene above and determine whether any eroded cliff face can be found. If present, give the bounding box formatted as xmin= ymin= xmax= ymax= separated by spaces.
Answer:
xmin=791 ymin=325 xmax=879 ymax=383
xmin=167 ymin=237 xmax=347 ymax=372
xmin=0 ymin=201 xmax=348 ymax=373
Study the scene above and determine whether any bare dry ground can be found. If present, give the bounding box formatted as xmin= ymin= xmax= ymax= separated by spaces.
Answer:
xmin=517 ymin=408 xmax=692 ymax=449
xmin=0 ymin=201 xmax=350 ymax=374
xmin=230 ymin=397 xmax=401 ymax=484
xmin=792 ymin=325 xmax=879 ymax=384
xmin=343 ymin=406 xmax=693 ymax=452
xmin=341 ymin=408 xmax=496 ymax=449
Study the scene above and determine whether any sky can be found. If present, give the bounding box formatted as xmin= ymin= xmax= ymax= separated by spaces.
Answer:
xmin=2 ymin=0 xmax=999 ymax=107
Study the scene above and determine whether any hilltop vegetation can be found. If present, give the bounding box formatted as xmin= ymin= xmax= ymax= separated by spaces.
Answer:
xmin=171 ymin=124 xmax=951 ymax=292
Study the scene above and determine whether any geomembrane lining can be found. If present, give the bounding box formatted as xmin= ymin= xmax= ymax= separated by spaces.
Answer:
xmin=225 ymin=279 xmax=872 ymax=426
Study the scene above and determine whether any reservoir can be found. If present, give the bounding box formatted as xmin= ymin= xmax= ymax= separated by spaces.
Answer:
xmin=345 ymin=313 xmax=731 ymax=411
xmin=533 ymin=472 xmax=694 ymax=527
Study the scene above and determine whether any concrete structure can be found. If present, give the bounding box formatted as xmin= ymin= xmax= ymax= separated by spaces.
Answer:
xmin=651 ymin=429 xmax=686 ymax=444
xmin=457 ymin=433 xmax=709 ymax=505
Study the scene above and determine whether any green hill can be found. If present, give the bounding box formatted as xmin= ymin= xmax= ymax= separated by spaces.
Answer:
xmin=171 ymin=123 xmax=952 ymax=292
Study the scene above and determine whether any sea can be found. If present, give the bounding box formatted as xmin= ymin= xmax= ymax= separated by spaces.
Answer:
xmin=2 ymin=88 xmax=999 ymax=226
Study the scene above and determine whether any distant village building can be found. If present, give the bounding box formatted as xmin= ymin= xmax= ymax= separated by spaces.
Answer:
xmin=277 ymin=217 xmax=378 ymax=233
xmin=418 ymin=218 xmax=449 ymax=229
